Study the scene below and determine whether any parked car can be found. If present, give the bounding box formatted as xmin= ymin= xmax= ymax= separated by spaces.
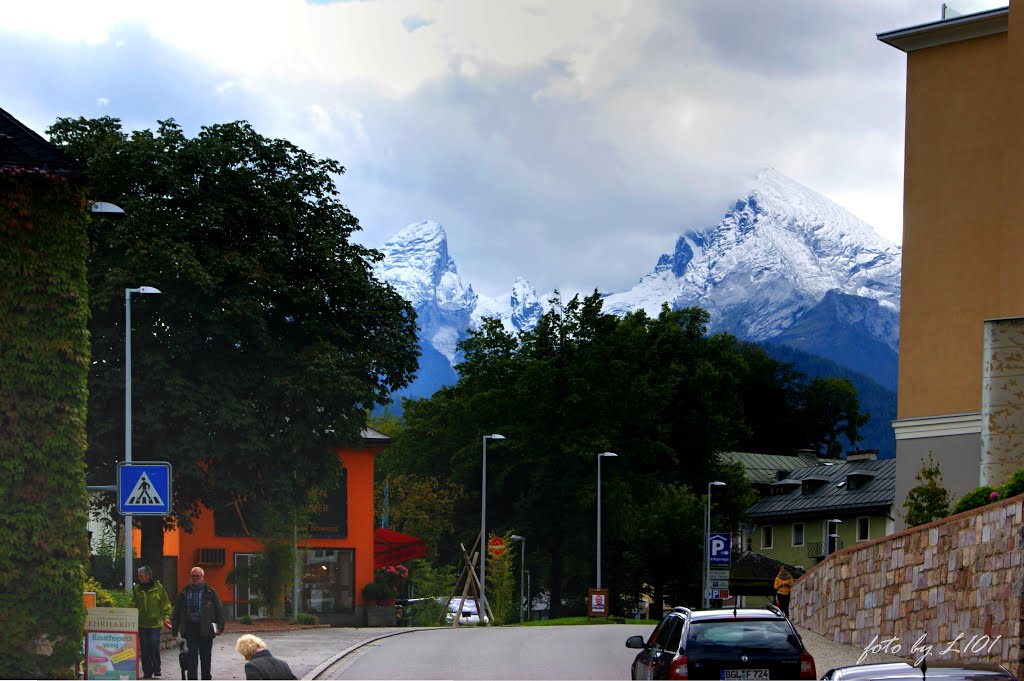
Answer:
xmin=446 ymin=596 xmax=486 ymax=626
xmin=820 ymin=661 xmax=1017 ymax=680
xmin=626 ymin=605 xmax=816 ymax=680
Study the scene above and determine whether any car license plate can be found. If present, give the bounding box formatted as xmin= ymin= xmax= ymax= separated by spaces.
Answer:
xmin=722 ymin=670 xmax=769 ymax=679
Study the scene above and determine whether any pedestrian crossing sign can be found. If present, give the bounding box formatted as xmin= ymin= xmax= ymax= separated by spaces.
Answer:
xmin=117 ymin=462 xmax=172 ymax=516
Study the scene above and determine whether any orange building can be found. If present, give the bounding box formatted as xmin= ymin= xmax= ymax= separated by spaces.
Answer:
xmin=879 ymin=5 xmax=1024 ymax=528
xmin=160 ymin=427 xmax=421 ymax=626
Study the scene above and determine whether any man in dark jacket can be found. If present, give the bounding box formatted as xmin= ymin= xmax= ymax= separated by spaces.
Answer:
xmin=171 ymin=567 xmax=225 ymax=680
xmin=235 ymin=634 xmax=296 ymax=680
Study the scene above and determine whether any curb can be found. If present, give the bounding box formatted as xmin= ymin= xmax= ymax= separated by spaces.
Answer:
xmin=303 ymin=628 xmax=426 ymax=680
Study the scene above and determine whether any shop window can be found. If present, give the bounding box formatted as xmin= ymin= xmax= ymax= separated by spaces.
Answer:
xmin=300 ymin=547 xmax=355 ymax=615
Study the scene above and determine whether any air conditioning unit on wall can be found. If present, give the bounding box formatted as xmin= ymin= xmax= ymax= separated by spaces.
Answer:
xmin=195 ymin=548 xmax=225 ymax=566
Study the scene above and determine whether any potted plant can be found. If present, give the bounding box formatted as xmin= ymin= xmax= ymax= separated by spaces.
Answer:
xmin=361 ymin=581 xmax=394 ymax=606
xmin=362 ymin=582 xmax=397 ymax=626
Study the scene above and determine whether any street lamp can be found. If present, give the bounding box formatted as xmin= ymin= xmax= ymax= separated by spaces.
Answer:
xmin=827 ymin=519 xmax=843 ymax=555
xmin=511 ymin=534 xmax=526 ymax=623
xmin=596 ymin=452 xmax=617 ymax=590
xmin=703 ymin=481 xmax=726 ymax=609
xmin=480 ymin=433 xmax=505 ymax=616
xmin=124 ymin=285 xmax=161 ymax=591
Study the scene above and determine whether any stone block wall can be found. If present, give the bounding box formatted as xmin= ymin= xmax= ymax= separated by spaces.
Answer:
xmin=792 ymin=494 xmax=1024 ymax=678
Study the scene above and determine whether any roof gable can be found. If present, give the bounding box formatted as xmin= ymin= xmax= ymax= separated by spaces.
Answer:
xmin=747 ymin=459 xmax=896 ymax=518
xmin=0 ymin=106 xmax=84 ymax=178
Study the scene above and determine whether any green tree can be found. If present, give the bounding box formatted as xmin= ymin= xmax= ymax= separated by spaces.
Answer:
xmin=385 ymin=298 xmax=755 ymax=616
xmin=800 ymin=377 xmax=870 ymax=458
xmin=904 ymin=453 xmax=951 ymax=526
xmin=373 ymin=473 xmax=467 ymax=562
xmin=1 ymin=168 xmax=92 ymax=678
xmin=487 ymin=531 xmax=517 ymax=625
xmin=47 ymin=117 xmax=420 ymax=571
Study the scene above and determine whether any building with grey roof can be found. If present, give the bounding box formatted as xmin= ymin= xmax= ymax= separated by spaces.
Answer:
xmin=744 ymin=451 xmax=895 ymax=570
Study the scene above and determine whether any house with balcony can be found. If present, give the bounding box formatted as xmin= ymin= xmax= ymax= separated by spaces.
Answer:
xmin=744 ymin=451 xmax=895 ymax=570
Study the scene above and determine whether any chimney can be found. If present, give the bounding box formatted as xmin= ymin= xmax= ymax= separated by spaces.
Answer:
xmin=846 ymin=449 xmax=878 ymax=462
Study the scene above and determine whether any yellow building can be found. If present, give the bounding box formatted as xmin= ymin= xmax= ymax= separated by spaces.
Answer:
xmin=880 ymin=5 xmax=1024 ymax=528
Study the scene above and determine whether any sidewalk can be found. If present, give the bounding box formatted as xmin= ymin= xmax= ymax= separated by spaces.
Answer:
xmin=158 ymin=627 xmax=418 ymax=680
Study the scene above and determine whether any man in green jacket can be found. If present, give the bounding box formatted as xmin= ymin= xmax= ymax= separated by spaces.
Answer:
xmin=133 ymin=566 xmax=172 ymax=679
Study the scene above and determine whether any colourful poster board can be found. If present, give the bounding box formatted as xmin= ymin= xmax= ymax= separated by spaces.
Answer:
xmin=85 ymin=630 xmax=139 ymax=679
xmin=588 ymin=588 xmax=609 ymax=617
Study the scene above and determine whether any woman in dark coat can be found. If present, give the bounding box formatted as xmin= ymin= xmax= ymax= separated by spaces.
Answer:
xmin=235 ymin=634 xmax=296 ymax=680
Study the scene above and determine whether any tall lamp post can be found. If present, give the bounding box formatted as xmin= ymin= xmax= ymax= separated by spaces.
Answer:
xmin=480 ymin=433 xmax=505 ymax=614
xmin=124 ymin=285 xmax=161 ymax=592
xmin=596 ymin=452 xmax=617 ymax=589
xmin=511 ymin=534 xmax=526 ymax=623
xmin=703 ymin=481 xmax=726 ymax=609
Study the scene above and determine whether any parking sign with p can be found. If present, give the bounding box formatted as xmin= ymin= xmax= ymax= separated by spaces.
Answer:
xmin=708 ymin=532 xmax=731 ymax=566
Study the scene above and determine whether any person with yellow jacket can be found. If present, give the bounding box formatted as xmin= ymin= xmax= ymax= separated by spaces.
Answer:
xmin=773 ymin=566 xmax=795 ymax=617
xmin=133 ymin=566 xmax=172 ymax=679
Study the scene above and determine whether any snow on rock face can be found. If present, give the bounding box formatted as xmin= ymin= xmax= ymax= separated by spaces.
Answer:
xmin=604 ymin=167 xmax=902 ymax=348
xmin=373 ymin=220 xmax=477 ymax=363
xmin=375 ymin=168 xmax=903 ymax=374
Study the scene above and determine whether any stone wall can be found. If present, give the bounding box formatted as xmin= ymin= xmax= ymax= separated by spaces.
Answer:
xmin=792 ymin=493 xmax=1024 ymax=678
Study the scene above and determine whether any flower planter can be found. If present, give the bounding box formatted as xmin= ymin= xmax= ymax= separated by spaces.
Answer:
xmin=366 ymin=605 xmax=396 ymax=627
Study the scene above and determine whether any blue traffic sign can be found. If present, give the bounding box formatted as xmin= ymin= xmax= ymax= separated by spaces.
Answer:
xmin=118 ymin=462 xmax=172 ymax=516
xmin=707 ymin=532 xmax=732 ymax=566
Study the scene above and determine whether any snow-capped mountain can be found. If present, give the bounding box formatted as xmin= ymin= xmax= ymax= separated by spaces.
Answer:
xmin=373 ymin=220 xmax=547 ymax=367
xmin=603 ymin=167 xmax=901 ymax=351
xmin=374 ymin=168 xmax=902 ymax=401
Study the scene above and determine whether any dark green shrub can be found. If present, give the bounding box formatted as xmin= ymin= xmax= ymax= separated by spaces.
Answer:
xmin=952 ymin=486 xmax=998 ymax=514
xmin=294 ymin=613 xmax=319 ymax=625
xmin=0 ymin=169 xmax=91 ymax=679
xmin=903 ymin=453 xmax=951 ymax=527
xmin=999 ymin=469 xmax=1024 ymax=500
xmin=361 ymin=581 xmax=393 ymax=605
xmin=238 ymin=615 xmax=253 ymax=625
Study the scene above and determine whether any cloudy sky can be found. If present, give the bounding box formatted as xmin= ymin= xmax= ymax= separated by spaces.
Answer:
xmin=1 ymin=0 xmax=1001 ymax=298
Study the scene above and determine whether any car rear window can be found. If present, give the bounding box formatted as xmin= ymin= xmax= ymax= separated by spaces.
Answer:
xmin=686 ymin=619 xmax=802 ymax=653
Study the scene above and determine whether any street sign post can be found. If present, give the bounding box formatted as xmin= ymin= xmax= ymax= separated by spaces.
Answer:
xmin=117 ymin=462 xmax=172 ymax=516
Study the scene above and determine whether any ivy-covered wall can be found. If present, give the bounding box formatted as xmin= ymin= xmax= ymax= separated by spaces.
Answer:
xmin=0 ymin=167 xmax=91 ymax=679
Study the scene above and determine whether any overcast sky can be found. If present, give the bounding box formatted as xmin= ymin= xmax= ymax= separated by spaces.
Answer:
xmin=1 ymin=0 xmax=1002 ymax=298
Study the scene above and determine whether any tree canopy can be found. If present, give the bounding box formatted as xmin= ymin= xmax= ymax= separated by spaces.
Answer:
xmin=377 ymin=295 xmax=861 ymax=616
xmin=48 ymin=117 xmax=420 ymax=565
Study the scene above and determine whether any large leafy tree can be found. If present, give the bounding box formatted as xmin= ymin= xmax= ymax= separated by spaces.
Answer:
xmin=48 ymin=117 xmax=419 ymax=573
xmin=384 ymin=296 xmax=760 ymax=615
xmin=800 ymin=376 xmax=870 ymax=458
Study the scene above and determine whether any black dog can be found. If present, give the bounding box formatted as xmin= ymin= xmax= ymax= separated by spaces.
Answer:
xmin=177 ymin=639 xmax=188 ymax=680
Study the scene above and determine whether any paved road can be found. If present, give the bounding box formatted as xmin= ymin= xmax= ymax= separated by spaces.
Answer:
xmin=152 ymin=622 xmax=906 ymax=679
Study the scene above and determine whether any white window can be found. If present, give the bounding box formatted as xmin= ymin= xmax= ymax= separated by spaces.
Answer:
xmin=792 ymin=523 xmax=804 ymax=547
xmin=761 ymin=525 xmax=774 ymax=549
xmin=857 ymin=516 xmax=870 ymax=541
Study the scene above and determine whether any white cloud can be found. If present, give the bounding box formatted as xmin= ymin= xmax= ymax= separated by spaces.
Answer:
xmin=2 ymin=0 xmax=986 ymax=297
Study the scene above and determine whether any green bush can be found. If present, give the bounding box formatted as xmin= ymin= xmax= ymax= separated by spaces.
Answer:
xmin=999 ymin=469 xmax=1024 ymax=500
xmin=361 ymin=581 xmax=393 ymax=605
xmin=903 ymin=453 xmax=951 ymax=527
xmin=0 ymin=169 xmax=92 ymax=679
xmin=952 ymin=486 xmax=998 ymax=514
xmin=294 ymin=613 xmax=319 ymax=625
xmin=238 ymin=615 xmax=253 ymax=625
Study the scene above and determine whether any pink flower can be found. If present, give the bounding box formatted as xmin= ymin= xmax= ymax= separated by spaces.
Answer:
xmin=990 ymin=491 xmax=1000 ymax=500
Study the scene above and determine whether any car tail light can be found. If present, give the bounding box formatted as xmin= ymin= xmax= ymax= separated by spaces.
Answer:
xmin=799 ymin=651 xmax=816 ymax=679
xmin=668 ymin=655 xmax=689 ymax=679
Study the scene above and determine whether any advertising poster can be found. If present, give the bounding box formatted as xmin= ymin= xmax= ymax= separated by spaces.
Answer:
xmin=588 ymin=588 xmax=609 ymax=617
xmin=85 ymin=630 xmax=139 ymax=680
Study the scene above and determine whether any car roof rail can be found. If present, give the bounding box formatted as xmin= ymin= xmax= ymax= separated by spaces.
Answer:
xmin=765 ymin=602 xmax=785 ymax=618
xmin=671 ymin=606 xmax=692 ymax=616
